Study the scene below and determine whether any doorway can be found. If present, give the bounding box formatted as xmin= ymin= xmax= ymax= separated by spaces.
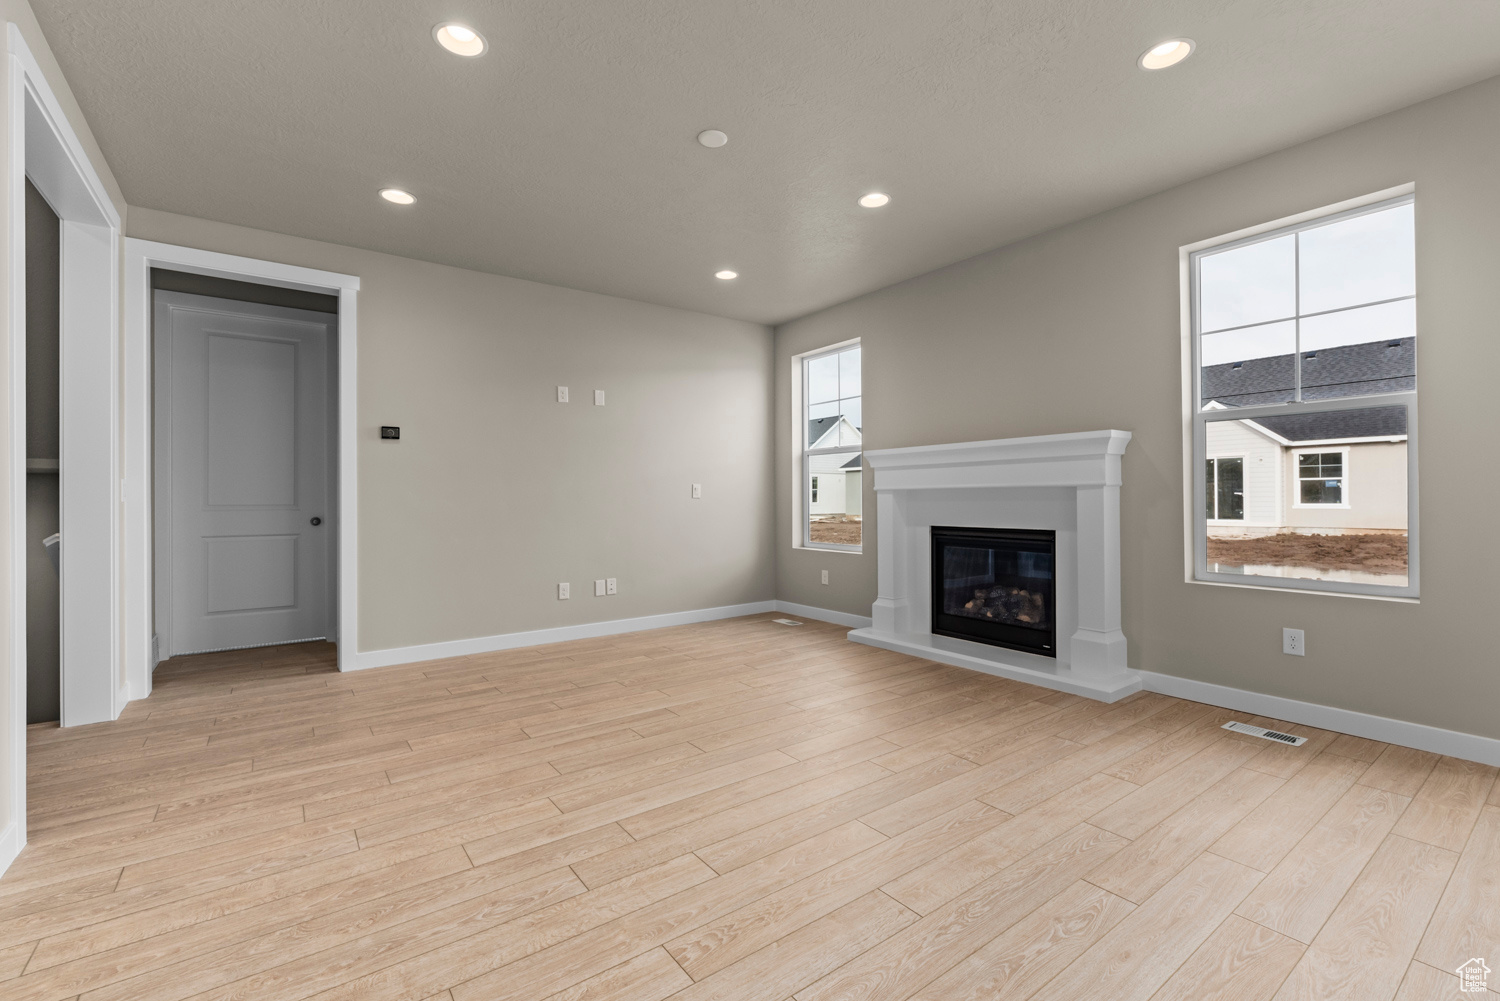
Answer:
xmin=23 ymin=179 xmax=59 ymax=723
xmin=152 ymin=278 xmax=339 ymax=658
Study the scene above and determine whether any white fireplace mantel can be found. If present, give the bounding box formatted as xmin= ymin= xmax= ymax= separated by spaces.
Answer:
xmin=848 ymin=429 xmax=1142 ymax=701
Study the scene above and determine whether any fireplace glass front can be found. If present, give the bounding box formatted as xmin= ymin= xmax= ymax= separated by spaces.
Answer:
xmin=931 ymin=526 xmax=1056 ymax=657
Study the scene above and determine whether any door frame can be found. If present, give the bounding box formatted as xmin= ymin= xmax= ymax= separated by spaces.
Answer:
xmin=123 ymin=240 xmax=360 ymax=699
xmin=5 ymin=24 xmax=122 ymax=865
xmin=152 ymin=291 xmax=339 ymax=661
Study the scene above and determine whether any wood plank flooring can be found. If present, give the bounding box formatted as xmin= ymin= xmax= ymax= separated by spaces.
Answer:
xmin=3 ymin=614 xmax=1496 ymax=1001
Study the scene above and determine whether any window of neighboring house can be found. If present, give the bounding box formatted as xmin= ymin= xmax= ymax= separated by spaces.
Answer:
xmin=800 ymin=341 xmax=862 ymax=551
xmin=1297 ymin=451 xmax=1346 ymax=505
xmin=1205 ymin=457 xmax=1244 ymax=520
xmin=1189 ymin=192 xmax=1415 ymax=597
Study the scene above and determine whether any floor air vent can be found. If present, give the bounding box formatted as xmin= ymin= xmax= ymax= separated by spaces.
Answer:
xmin=1222 ymin=721 xmax=1307 ymax=746
xmin=771 ymin=618 xmax=803 ymax=626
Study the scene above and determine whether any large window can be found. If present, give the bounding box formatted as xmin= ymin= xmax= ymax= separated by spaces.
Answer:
xmin=801 ymin=342 xmax=862 ymax=550
xmin=1205 ymin=457 xmax=1244 ymax=521
xmin=1190 ymin=194 xmax=1415 ymax=596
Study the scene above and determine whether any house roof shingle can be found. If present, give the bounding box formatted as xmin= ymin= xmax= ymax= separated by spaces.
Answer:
xmin=1201 ymin=337 xmax=1414 ymax=408
xmin=1250 ymin=405 xmax=1407 ymax=443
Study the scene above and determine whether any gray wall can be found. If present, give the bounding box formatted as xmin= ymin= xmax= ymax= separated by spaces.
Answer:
xmin=776 ymin=75 xmax=1500 ymax=742
xmin=129 ymin=208 xmax=776 ymax=654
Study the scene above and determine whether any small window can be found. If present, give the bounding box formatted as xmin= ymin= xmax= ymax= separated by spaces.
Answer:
xmin=1298 ymin=452 xmax=1345 ymax=505
xmin=1189 ymin=193 xmax=1415 ymax=597
xmin=799 ymin=342 xmax=861 ymax=551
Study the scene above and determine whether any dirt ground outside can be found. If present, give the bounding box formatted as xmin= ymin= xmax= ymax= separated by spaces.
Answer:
xmin=1207 ymin=532 xmax=1407 ymax=574
xmin=809 ymin=516 xmax=862 ymax=546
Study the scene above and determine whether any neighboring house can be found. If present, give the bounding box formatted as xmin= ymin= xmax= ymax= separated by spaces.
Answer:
xmin=1202 ymin=338 xmax=1410 ymax=536
xmin=807 ymin=416 xmax=863 ymax=518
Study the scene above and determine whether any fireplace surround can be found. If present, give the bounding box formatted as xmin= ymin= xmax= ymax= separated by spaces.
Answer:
xmin=848 ymin=430 xmax=1141 ymax=701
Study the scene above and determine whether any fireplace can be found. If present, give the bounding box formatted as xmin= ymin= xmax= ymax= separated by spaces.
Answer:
xmin=931 ymin=526 xmax=1056 ymax=657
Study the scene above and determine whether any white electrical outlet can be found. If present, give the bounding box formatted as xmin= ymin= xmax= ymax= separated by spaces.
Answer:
xmin=1283 ymin=627 xmax=1305 ymax=656
xmin=557 ymin=386 xmax=569 ymax=403
xmin=692 ymin=483 xmax=702 ymax=499
xmin=594 ymin=579 xmax=606 ymax=596
xmin=594 ymin=389 xmax=605 ymax=406
xmin=606 ymin=578 xmax=617 ymax=595
xmin=558 ymin=582 xmax=570 ymax=600
xmin=821 ymin=570 xmax=829 ymax=585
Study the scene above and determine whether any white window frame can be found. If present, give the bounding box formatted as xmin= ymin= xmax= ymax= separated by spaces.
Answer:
xmin=797 ymin=339 xmax=862 ymax=553
xmin=1293 ymin=446 xmax=1351 ymax=509
xmin=1205 ymin=454 xmax=1247 ymax=523
xmin=1182 ymin=186 xmax=1419 ymax=600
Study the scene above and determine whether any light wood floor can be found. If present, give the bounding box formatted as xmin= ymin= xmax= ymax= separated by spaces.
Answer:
xmin=3 ymin=615 xmax=1496 ymax=1001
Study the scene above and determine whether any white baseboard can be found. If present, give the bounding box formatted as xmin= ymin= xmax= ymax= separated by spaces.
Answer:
xmin=1140 ymin=671 xmax=1500 ymax=767
xmin=0 ymin=820 xmax=19 ymax=878
xmin=345 ymin=601 xmax=778 ymax=671
xmin=772 ymin=601 xmax=873 ymax=630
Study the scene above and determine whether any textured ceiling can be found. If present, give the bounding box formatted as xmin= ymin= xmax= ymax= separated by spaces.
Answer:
xmin=31 ymin=0 xmax=1500 ymax=324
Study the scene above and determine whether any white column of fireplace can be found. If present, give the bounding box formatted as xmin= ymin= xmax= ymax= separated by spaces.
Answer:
xmin=849 ymin=429 xmax=1142 ymax=702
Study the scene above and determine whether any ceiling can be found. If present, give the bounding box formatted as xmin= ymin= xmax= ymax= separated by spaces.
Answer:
xmin=31 ymin=0 xmax=1500 ymax=325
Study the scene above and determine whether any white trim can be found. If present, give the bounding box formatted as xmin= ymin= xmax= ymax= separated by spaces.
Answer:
xmin=5 ymin=31 xmax=27 ymax=868
xmin=7 ymin=22 xmax=124 ymax=874
xmin=123 ymin=239 xmax=359 ymax=690
xmin=0 ymin=820 xmax=17 ymax=876
xmin=1274 ymin=435 xmax=1405 ymax=447
xmin=344 ymin=601 xmax=779 ymax=672
xmin=773 ymin=600 xmax=872 ymax=630
xmin=1139 ymin=671 xmax=1500 ymax=767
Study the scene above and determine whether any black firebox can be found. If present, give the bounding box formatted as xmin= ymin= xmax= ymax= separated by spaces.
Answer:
xmin=931 ymin=526 xmax=1056 ymax=657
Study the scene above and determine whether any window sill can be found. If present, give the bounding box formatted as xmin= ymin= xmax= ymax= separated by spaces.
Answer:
xmin=1188 ymin=574 xmax=1417 ymax=602
xmin=795 ymin=543 xmax=864 ymax=556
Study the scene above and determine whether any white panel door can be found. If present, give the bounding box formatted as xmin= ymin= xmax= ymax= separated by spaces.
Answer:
xmin=158 ymin=292 xmax=332 ymax=655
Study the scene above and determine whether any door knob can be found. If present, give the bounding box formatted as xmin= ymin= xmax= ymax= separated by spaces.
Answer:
xmin=310 ymin=517 xmax=322 ymax=526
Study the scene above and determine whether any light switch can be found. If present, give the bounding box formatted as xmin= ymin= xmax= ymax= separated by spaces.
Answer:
xmin=594 ymin=579 xmax=606 ymax=596
xmin=594 ymin=389 xmax=606 ymax=406
xmin=691 ymin=483 xmax=702 ymax=499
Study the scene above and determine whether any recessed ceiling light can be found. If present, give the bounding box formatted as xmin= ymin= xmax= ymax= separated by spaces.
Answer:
xmin=434 ymin=22 xmax=486 ymax=57
xmin=698 ymin=130 xmax=729 ymax=148
xmin=858 ymin=192 xmax=890 ymax=208
xmin=1139 ymin=38 xmax=1194 ymax=70
xmin=714 ymin=270 xmax=738 ymax=280
xmin=379 ymin=188 xmax=416 ymax=205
